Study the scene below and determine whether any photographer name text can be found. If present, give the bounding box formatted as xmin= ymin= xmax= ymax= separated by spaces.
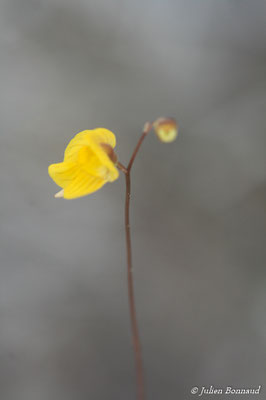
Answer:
xmin=191 ymin=385 xmax=261 ymax=396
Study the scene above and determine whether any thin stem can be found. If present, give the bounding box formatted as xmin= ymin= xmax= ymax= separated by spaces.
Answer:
xmin=117 ymin=161 xmax=128 ymax=174
xmin=117 ymin=123 xmax=153 ymax=400
xmin=124 ymin=171 xmax=145 ymax=400
xmin=127 ymin=122 xmax=153 ymax=172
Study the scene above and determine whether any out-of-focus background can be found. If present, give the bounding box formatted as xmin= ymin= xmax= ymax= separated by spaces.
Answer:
xmin=1 ymin=1 xmax=266 ymax=399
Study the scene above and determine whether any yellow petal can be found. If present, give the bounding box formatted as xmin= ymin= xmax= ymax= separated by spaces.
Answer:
xmin=63 ymin=129 xmax=119 ymax=181
xmin=89 ymin=128 xmax=116 ymax=148
xmin=48 ymin=161 xmax=79 ymax=188
xmin=64 ymin=129 xmax=116 ymax=162
xmin=63 ymin=172 xmax=106 ymax=199
xmin=77 ymin=146 xmax=119 ymax=182
xmin=48 ymin=128 xmax=119 ymax=199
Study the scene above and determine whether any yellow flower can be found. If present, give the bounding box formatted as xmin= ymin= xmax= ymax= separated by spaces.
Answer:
xmin=153 ymin=117 xmax=178 ymax=143
xmin=48 ymin=128 xmax=119 ymax=199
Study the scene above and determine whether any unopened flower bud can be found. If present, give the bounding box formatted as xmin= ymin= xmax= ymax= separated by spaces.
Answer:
xmin=153 ymin=117 xmax=178 ymax=143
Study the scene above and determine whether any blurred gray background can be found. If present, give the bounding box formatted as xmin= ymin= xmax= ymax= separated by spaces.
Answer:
xmin=1 ymin=0 xmax=266 ymax=399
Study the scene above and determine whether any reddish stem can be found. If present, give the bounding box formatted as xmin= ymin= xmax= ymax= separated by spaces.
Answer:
xmin=118 ymin=122 xmax=153 ymax=400
xmin=124 ymin=171 xmax=145 ymax=400
xmin=127 ymin=122 xmax=152 ymax=172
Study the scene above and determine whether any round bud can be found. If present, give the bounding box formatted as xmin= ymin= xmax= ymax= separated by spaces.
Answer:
xmin=153 ymin=117 xmax=178 ymax=143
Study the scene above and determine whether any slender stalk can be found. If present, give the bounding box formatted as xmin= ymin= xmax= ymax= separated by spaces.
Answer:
xmin=124 ymin=171 xmax=145 ymax=400
xmin=127 ymin=122 xmax=152 ymax=172
xmin=118 ymin=122 xmax=153 ymax=400
xmin=117 ymin=161 xmax=128 ymax=174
